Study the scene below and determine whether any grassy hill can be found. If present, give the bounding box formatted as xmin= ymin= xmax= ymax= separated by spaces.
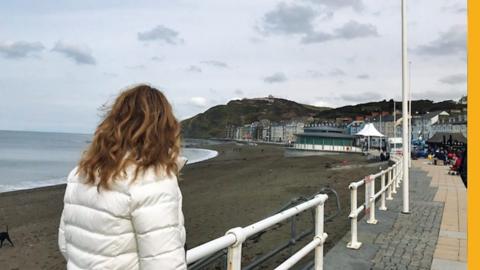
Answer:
xmin=181 ymin=98 xmax=329 ymax=138
xmin=181 ymin=97 xmax=466 ymax=139
xmin=314 ymin=99 xmax=465 ymax=119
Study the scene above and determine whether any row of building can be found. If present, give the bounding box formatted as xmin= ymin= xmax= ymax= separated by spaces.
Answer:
xmin=224 ymin=109 xmax=467 ymax=143
xmin=224 ymin=119 xmax=305 ymax=143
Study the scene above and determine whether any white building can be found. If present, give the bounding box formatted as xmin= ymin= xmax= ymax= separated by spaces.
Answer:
xmin=411 ymin=111 xmax=449 ymax=140
xmin=284 ymin=121 xmax=305 ymax=142
xmin=430 ymin=112 xmax=467 ymax=138
xmin=270 ymin=124 xmax=285 ymax=142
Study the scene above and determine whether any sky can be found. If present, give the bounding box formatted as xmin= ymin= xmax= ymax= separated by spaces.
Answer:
xmin=0 ymin=0 xmax=467 ymax=133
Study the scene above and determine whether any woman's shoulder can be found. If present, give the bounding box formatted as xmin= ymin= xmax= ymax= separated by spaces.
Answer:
xmin=66 ymin=166 xmax=80 ymax=183
xmin=65 ymin=165 xmax=180 ymax=196
xmin=127 ymin=166 xmax=179 ymax=188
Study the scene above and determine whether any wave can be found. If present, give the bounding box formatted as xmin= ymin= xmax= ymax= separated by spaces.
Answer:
xmin=0 ymin=148 xmax=218 ymax=193
xmin=0 ymin=177 xmax=67 ymax=193
xmin=181 ymin=148 xmax=218 ymax=164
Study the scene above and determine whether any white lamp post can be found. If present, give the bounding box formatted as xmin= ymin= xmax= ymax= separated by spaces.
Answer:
xmin=401 ymin=0 xmax=410 ymax=214
xmin=409 ymin=62 xmax=412 ymax=168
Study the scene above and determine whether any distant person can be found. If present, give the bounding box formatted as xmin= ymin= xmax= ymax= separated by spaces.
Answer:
xmin=460 ymin=148 xmax=467 ymax=188
xmin=58 ymin=85 xmax=187 ymax=269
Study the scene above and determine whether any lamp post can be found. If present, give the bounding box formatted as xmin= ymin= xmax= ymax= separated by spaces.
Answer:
xmin=409 ymin=61 xmax=412 ymax=168
xmin=393 ymin=100 xmax=396 ymax=138
xmin=401 ymin=0 xmax=410 ymax=214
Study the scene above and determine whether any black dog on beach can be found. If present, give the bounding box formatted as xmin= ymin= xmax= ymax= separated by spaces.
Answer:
xmin=0 ymin=226 xmax=14 ymax=248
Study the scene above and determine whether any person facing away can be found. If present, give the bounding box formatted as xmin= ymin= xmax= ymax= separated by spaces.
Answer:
xmin=58 ymin=84 xmax=187 ymax=270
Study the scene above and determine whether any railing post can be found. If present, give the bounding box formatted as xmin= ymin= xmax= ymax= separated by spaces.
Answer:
xmin=367 ymin=175 xmax=378 ymax=224
xmin=397 ymin=160 xmax=402 ymax=188
xmin=347 ymin=185 xmax=362 ymax=249
xmin=226 ymin=228 xmax=245 ymax=270
xmin=227 ymin=244 xmax=242 ymax=270
xmin=314 ymin=200 xmax=325 ymax=270
xmin=380 ymin=172 xmax=387 ymax=210
xmin=387 ymin=169 xmax=393 ymax=200
xmin=392 ymin=166 xmax=398 ymax=194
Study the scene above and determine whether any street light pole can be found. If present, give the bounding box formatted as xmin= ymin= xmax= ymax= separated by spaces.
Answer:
xmin=409 ymin=61 xmax=412 ymax=168
xmin=401 ymin=0 xmax=410 ymax=214
xmin=393 ymin=100 xmax=396 ymax=138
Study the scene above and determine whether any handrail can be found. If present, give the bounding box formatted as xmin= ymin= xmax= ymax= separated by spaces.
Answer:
xmin=186 ymin=194 xmax=329 ymax=269
xmin=347 ymin=155 xmax=403 ymax=249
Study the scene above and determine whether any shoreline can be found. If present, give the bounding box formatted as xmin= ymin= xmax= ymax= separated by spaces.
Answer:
xmin=0 ymin=147 xmax=218 ymax=194
xmin=0 ymin=143 xmax=384 ymax=269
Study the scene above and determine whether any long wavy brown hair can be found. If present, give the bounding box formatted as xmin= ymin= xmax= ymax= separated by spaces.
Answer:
xmin=78 ymin=84 xmax=181 ymax=190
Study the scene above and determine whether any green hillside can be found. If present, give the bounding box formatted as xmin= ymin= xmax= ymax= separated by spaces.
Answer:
xmin=181 ymin=98 xmax=329 ymax=138
xmin=181 ymin=97 xmax=466 ymax=139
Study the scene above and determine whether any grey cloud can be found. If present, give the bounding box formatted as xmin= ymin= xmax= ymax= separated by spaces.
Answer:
xmin=261 ymin=3 xmax=317 ymax=36
xmin=357 ymin=74 xmax=369 ymax=79
xmin=52 ymin=41 xmax=96 ymax=65
xmin=346 ymin=55 xmax=357 ymax=63
xmin=126 ymin=65 xmax=146 ymax=70
xmin=234 ymin=89 xmax=244 ymax=95
xmin=151 ymin=56 xmax=164 ymax=62
xmin=249 ymin=37 xmax=265 ymax=44
xmin=329 ymin=68 xmax=346 ymax=76
xmin=264 ymin=72 xmax=287 ymax=83
xmin=307 ymin=70 xmax=323 ymax=78
xmin=412 ymin=90 xmax=466 ymax=101
xmin=305 ymin=0 xmax=364 ymax=12
xmin=0 ymin=41 xmax=44 ymax=59
xmin=103 ymin=72 xmax=118 ymax=77
xmin=340 ymin=91 xmax=382 ymax=102
xmin=301 ymin=32 xmax=334 ymax=43
xmin=302 ymin=20 xmax=378 ymax=44
xmin=187 ymin=65 xmax=202 ymax=73
xmin=260 ymin=3 xmax=377 ymax=44
xmin=137 ymin=25 xmax=183 ymax=44
xmin=201 ymin=60 xmax=229 ymax=68
xmin=439 ymin=74 xmax=466 ymax=85
xmin=442 ymin=3 xmax=466 ymax=14
xmin=334 ymin=21 xmax=378 ymax=39
xmin=415 ymin=25 xmax=466 ymax=56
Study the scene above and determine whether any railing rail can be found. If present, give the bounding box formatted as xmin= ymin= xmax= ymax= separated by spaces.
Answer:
xmin=347 ymin=155 xmax=403 ymax=249
xmin=186 ymin=194 xmax=329 ymax=269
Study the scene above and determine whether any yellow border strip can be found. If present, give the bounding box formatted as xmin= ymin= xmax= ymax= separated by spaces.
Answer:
xmin=468 ymin=1 xmax=478 ymax=268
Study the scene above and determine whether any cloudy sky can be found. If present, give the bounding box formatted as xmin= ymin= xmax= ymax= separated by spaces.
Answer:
xmin=0 ymin=0 xmax=466 ymax=133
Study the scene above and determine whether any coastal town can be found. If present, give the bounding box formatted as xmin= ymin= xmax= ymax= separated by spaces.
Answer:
xmin=0 ymin=0 xmax=472 ymax=269
xmin=222 ymin=96 xmax=467 ymax=147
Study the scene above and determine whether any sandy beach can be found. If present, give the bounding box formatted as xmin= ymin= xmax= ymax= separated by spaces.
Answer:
xmin=0 ymin=143 xmax=386 ymax=269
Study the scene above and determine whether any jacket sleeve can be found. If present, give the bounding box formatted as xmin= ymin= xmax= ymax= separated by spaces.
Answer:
xmin=129 ymin=180 xmax=187 ymax=270
xmin=58 ymin=209 xmax=68 ymax=260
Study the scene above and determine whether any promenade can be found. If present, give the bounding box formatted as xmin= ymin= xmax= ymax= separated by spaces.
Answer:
xmin=324 ymin=159 xmax=467 ymax=270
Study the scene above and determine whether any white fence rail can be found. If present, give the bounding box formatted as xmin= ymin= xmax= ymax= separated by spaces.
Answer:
xmin=347 ymin=155 xmax=403 ymax=249
xmin=186 ymin=194 xmax=329 ymax=270
xmin=293 ymin=143 xmax=362 ymax=153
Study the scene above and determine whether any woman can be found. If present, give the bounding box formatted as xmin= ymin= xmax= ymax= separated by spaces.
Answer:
xmin=58 ymin=84 xmax=187 ymax=269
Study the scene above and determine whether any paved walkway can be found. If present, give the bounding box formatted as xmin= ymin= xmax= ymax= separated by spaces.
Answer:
xmin=419 ymin=161 xmax=467 ymax=269
xmin=323 ymin=159 xmax=467 ymax=270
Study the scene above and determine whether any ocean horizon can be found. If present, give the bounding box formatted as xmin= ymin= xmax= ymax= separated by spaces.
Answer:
xmin=0 ymin=130 xmax=217 ymax=193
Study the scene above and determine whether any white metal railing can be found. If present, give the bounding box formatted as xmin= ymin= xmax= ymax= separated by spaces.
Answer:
xmin=186 ymin=194 xmax=329 ymax=270
xmin=347 ymin=155 xmax=403 ymax=249
xmin=293 ymin=143 xmax=362 ymax=153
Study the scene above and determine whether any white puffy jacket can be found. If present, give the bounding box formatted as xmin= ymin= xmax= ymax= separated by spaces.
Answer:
xmin=58 ymin=162 xmax=187 ymax=270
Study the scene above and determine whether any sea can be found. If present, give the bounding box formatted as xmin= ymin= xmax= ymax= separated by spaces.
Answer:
xmin=0 ymin=130 xmax=218 ymax=193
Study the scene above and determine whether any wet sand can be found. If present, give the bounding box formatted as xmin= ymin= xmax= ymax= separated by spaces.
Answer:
xmin=0 ymin=143 xmax=385 ymax=269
